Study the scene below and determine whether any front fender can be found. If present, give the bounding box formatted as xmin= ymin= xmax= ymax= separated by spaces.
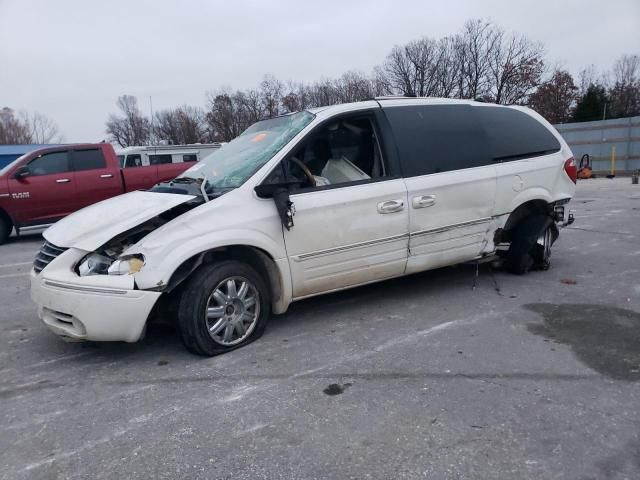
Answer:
xmin=134 ymin=228 xmax=286 ymax=291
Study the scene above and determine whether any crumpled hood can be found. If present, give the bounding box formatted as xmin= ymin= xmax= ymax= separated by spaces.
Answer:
xmin=44 ymin=190 xmax=196 ymax=251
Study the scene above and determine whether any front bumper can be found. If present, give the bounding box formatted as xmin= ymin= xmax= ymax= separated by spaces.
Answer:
xmin=30 ymin=249 xmax=161 ymax=343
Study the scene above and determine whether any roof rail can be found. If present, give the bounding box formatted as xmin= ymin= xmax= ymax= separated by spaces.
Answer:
xmin=374 ymin=94 xmax=418 ymax=100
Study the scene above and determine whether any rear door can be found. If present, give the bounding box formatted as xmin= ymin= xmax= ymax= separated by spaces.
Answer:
xmin=71 ymin=147 xmax=122 ymax=209
xmin=121 ymin=154 xmax=157 ymax=191
xmin=7 ymin=149 xmax=76 ymax=226
xmin=381 ymin=103 xmax=497 ymax=273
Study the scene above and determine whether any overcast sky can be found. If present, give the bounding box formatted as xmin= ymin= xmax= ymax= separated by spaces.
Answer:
xmin=1 ymin=0 xmax=638 ymax=141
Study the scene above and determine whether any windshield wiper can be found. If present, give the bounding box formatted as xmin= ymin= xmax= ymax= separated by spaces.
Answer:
xmin=171 ymin=176 xmax=200 ymax=184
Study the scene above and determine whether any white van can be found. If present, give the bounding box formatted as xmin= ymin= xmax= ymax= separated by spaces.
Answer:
xmin=31 ymin=98 xmax=576 ymax=356
xmin=115 ymin=143 xmax=222 ymax=169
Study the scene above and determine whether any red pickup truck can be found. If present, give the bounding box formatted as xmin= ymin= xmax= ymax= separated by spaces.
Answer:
xmin=0 ymin=143 xmax=196 ymax=244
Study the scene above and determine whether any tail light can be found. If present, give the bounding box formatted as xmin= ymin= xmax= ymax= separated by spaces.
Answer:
xmin=564 ymin=157 xmax=577 ymax=183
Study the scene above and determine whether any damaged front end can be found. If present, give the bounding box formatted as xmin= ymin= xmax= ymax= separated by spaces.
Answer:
xmin=72 ymin=198 xmax=202 ymax=281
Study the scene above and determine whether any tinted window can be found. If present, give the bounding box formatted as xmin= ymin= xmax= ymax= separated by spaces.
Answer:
xmin=149 ymin=154 xmax=172 ymax=165
xmin=28 ymin=151 xmax=71 ymax=176
xmin=183 ymin=154 xmax=197 ymax=162
xmin=383 ymin=105 xmax=490 ymax=177
xmin=475 ymin=106 xmax=560 ymax=161
xmin=117 ymin=155 xmax=125 ymax=167
xmin=124 ymin=154 xmax=142 ymax=168
xmin=73 ymin=149 xmax=105 ymax=171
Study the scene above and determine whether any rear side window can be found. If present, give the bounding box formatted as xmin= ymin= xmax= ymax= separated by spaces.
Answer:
xmin=183 ymin=154 xmax=197 ymax=162
xmin=124 ymin=154 xmax=142 ymax=168
xmin=475 ymin=107 xmax=560 ymax=161
xmin=383 ymin=105 xmax=490 ymax=177
xmin=28 ymin=151 xmax=71 ymax=176
xmin=73 ymin=149 xmax=106 ymax=171
xmin=149 ymin=154 xmax=172 ymax=165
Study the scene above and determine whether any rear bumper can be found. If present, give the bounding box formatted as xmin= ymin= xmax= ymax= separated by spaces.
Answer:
xmin=30 ymin=250 xmax=161 ymax=343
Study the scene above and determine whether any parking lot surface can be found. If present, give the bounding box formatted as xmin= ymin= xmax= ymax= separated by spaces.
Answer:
xmin=1 ymin=177 xmax=639 ymax=480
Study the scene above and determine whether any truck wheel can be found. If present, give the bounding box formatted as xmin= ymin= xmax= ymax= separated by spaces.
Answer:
xmin=0 ymin=216 xmax=11 ymax=245
xmin=178 ymin=260 xmax=271 ymax=356
xmin=506 ymin=214 xmax=555 ymax=275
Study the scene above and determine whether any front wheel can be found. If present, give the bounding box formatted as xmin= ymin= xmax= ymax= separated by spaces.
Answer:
xmin=178 ymin=260 xmax=271 ymax=356
xmin=0 ymin=216 xmax=11 ymax=245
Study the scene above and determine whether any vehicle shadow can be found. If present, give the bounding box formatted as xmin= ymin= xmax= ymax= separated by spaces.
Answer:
xmin=31 ymin=261 xmax=509 ymax=365
xmin=6 ymin=231 xmax=44 ymax=244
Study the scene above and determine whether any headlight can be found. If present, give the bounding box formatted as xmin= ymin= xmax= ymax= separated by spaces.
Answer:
xmin=77 ymin=253 xmax=145 ymax=276
xmin=77 ymin=253 xmax=114 ymax=276
xmin=107 ymin=254 xmax=145 ymax=276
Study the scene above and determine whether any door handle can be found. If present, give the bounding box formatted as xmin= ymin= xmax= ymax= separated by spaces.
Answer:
xmin=377 ymin=199 xmax=404 ymax=214
xmin=56 ymin=178 xmax=71 ymax=183
xmin=100 ymin=174 xmax=114 ymax=179
xmin=412 ymin=194 xmax=436 ymax=208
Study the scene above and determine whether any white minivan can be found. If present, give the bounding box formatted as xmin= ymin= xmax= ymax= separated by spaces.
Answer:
xmin=30 ymin=98 xmax=576 ymax=356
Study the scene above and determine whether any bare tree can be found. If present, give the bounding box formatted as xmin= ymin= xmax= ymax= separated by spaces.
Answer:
xmin=21 ymin=111 xmax=62 ymax=143
xmin=456 ymin=19 xmax=501 ymax=99
xmin=529 ymin=69 xmax=578 ymax=123
xmin=260 ymin=74 xmax=284 ymax=118
xmin=154 ymin=105 xmax=206 ymax=145
xmin=0 ymin=107 xmax=62 ymax=144
xmin=487 ymin=30 xmax=545 ymax=104
xmin=205 ymin=90 xmax=245 ymax=142
xmin=0 ymin=107 xmax=32 ymax=144
xmin=433 ymin=36 xmax=462 ymax=97
xmin=608 ymin=54 xmax=640 ymax=118
xmin=105 ymin=95 xmax=151 ymax=147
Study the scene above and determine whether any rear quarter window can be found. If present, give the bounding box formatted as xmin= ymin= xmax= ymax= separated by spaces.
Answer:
xmin=149 ymin=154 xmax=173 ymax=165
xmin=475 ymin=106 xmax=561 ymax=161
xmin=383 ymin=104 xmax=490 ymax=177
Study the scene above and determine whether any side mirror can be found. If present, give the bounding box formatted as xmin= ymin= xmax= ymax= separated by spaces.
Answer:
xmin=14 ymin=165 xmax=31 ymax=179
xmin=254 ymin=181 xmax=299 ymax=199
xmin=254 ymin=183 xmax=297 ymax=230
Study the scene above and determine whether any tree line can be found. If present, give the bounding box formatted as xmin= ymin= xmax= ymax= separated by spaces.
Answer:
xmin=106 ymin=19 xmax=639 ymax=146
xmin=3 ymin=19 xmax=638 ymax=146
xmin=0 ymin=107 xmax=62 ymax=145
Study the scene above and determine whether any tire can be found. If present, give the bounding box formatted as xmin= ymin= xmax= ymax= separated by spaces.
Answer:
xmin=177 ymin=260 xmax=271 ymax=356
xmin=506 ymin=214 xmax=555 ymax=275
xmin=0 ymin=216 xmax=11 ymax=245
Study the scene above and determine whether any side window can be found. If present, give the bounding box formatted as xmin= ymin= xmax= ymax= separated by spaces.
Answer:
xmin=183 ymin=154 xmax=197 ymax=162
xmin=475 ymin=107 xmax=561 ymax=161
xmin=383 ymin=105 xmax=490 ymax=177
xmin=149 ymin=154 xmax=172 ymax=165
xmin=265 ymin=115 xmax=386 ymax=190
xmin=72 ymin=149 xmax=106 ymax=171
xmin=117 ymin=155 xmax=125 ymax=167
xmin=124 ymin=154 xmax=142 ymax=168
xmin=28 ymin=151 xmax=71 ymax=176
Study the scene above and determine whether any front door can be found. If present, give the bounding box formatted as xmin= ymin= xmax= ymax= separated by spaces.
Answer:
xmin=8 ymin=149 xmax=76 ymax=226
xmin=271 ymin=111 xmax=409 ymax=298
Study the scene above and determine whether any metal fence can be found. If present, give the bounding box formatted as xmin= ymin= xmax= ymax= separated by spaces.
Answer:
xmin=554 ymin=116 xmax=640 ymax=175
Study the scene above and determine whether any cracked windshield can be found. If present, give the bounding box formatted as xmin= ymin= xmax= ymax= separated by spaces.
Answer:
xmin=180 ymin=111 xmax=315 ymax=190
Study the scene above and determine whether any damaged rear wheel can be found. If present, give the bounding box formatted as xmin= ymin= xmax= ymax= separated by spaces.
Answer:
xmin=178 ymin=260 xmax=271 ymax=356
xmin=506 ymin=214 xmax=558 ymax=275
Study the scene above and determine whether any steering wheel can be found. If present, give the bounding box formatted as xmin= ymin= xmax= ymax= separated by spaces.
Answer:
xmin=290 ymin=157 xmax=316 ymax=187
